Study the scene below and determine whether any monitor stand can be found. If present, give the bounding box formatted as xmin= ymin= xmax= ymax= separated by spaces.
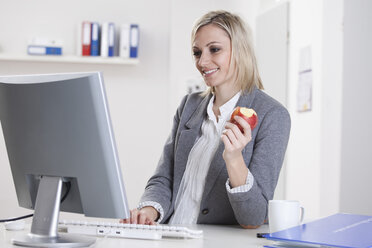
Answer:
xmin=11 ymin=176 xmax=96 ymax=247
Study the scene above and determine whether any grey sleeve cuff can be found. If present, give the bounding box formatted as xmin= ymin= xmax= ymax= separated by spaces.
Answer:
xmin=225 ymin=170 xmax=254 ymax=193
xmin=137 ymin=201 xmax=165 ymax=223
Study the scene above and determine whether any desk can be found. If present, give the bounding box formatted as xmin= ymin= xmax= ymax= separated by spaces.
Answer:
xmin=0 ymin=224 xmax=272 ymax=248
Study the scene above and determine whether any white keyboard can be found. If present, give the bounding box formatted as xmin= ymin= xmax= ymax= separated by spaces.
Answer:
xmin=58 ymin=220 xmax=203 ymax=240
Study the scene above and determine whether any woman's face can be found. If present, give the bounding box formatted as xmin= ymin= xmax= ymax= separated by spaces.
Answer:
xmin=193 ymin=24 xmax=236 ymax=90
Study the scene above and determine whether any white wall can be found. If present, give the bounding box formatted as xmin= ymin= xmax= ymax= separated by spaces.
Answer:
xmin=319 ymin=0 xmax=343 ymax=217
xmin=286 ymin=0 xmax=372 ymax=219
xmin=0 ymin=0 xmax=172 ymax=218
xmin=340 ymin=0 xmax=372 ymax=215
xmin=285 ymin=0 xmax=324 ymax=219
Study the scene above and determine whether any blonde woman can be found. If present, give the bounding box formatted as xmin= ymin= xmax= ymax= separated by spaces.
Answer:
xmin=123 ymin=10 xmax=290 ymax=228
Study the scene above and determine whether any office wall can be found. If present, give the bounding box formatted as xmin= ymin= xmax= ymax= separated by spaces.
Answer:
xmin=0 ymin=0 xmax=172 ymax=218
xmin=340 ymin=0 xmax=372 ymax=215
xmin=286 ymin=0 xmax=372 ymax=218
xmin=285 ymin=0 xmax=324 ymax=219
xmin=319 ymin=0 xmax=343 ymax=217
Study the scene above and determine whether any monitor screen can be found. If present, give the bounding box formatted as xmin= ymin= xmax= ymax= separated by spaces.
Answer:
xmin=0 ymin=71 xmax=130 ymax=247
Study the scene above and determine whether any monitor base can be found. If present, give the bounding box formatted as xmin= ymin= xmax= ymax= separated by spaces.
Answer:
xmin=12 ymin=233 xmax=96 ymax=247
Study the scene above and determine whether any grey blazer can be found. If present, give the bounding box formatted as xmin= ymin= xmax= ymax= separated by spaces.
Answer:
xmin=140 ymin=87 xmax=291 ymax=226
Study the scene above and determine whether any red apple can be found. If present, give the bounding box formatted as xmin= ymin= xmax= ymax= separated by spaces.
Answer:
xmin=230 ymin=107 xmax=258 ymax=131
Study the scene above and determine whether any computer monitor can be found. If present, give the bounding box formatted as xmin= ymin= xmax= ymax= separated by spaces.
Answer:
xmin=0 ymin=71 xmax=130 ymax=247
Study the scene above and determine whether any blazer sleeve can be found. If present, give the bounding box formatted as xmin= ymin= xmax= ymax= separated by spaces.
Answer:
xmin=139 ymin=95 xmax=188 ymax=222
xmin=226 ymin=105 xmax=291 ymax=226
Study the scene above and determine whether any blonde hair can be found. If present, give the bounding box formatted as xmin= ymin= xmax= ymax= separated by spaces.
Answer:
xmin=191 ymin=10 xmax=263 ymax=94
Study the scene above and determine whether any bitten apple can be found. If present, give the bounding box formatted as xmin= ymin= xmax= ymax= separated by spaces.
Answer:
xmin=230 ymin=107 xmax=258 ymax=132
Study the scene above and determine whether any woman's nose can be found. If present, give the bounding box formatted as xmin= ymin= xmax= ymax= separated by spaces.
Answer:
xmin=198 ymin=52 xmax=210 ymax=67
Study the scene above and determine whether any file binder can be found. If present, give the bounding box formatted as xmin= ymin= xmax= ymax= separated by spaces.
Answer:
xmin=108 ymin=23 xmax=115 ymax=57
xmin=90 ymin=22 xmax=100 ymax=56
xmin=28 ymin=45 xmax=62 ymax=55
xmin=264 ymin=213 xmax=372 ymax=248
xmin=82 ymin=21 xmax=91 ymax=56
xmin=100 ymin=22 xmax=109 ymax=57
xmin=119 ymin=24 xmax=130 ymax=58
xmin=129 ymin=24 xmax=139 ymax=58
xmin=100 ymin=22 xmax=115 ymax=57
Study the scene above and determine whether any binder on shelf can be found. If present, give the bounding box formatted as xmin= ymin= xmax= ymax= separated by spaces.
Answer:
xmin=81 ymin=21 xmax=91 ymax=56
xmin=28 ymin=45 xmax=62 ymax=55
xmin=90 ymin=22 xmax=100 ymax=56
xmin=100 ymin=22 xmax=115 ymax=57
xmin=100 ymin=22 xmax=109 ymax=57
xmin=119 ymin=24 xmax=130 ymax=58
xmin=264 ymin=213 xmax=372 ymax=248
xmin=108 ymin=23 xmax=115 ymax=57
xmin=129 ymin=24 xmax=139 ymax=58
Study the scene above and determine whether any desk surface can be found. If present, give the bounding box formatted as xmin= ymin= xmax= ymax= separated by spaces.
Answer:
xmin=0 ymin=224 xmax=272 ymax=248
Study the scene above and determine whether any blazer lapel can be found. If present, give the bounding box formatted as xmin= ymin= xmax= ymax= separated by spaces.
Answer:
xmin=202 ymin=89 xmax=257 ymax=199
xmin=173 ymin=94 xmax=212 ymax=194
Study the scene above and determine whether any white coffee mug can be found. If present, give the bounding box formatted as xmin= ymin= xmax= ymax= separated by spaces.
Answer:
xmin=268 ymin=200 xmax=304 ymax=233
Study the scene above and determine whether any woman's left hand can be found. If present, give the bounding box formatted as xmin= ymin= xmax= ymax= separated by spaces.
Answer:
xmin=221 ymin=115 xmax=252 ymax=164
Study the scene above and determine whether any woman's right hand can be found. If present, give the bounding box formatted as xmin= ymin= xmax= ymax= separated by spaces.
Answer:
xmin=120 ymin=206 xmax=159 ymax=225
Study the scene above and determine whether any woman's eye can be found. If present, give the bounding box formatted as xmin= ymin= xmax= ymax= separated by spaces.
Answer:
xmin=193 ymin=51 xmax=201 ymax=57
xmin=210 ymin=47 xmax=220 ymax=53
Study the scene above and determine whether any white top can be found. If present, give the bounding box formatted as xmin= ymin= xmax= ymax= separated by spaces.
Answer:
xmin=139 ymin=92 xmax=254 ymax=223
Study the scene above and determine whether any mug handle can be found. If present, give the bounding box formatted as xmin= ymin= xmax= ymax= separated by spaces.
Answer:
xmin=299 ymin=206 xmax=305 ymax=223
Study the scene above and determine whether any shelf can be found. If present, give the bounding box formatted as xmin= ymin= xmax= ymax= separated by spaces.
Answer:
xmin=0 ymin=54 xmax=139 ymax=65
